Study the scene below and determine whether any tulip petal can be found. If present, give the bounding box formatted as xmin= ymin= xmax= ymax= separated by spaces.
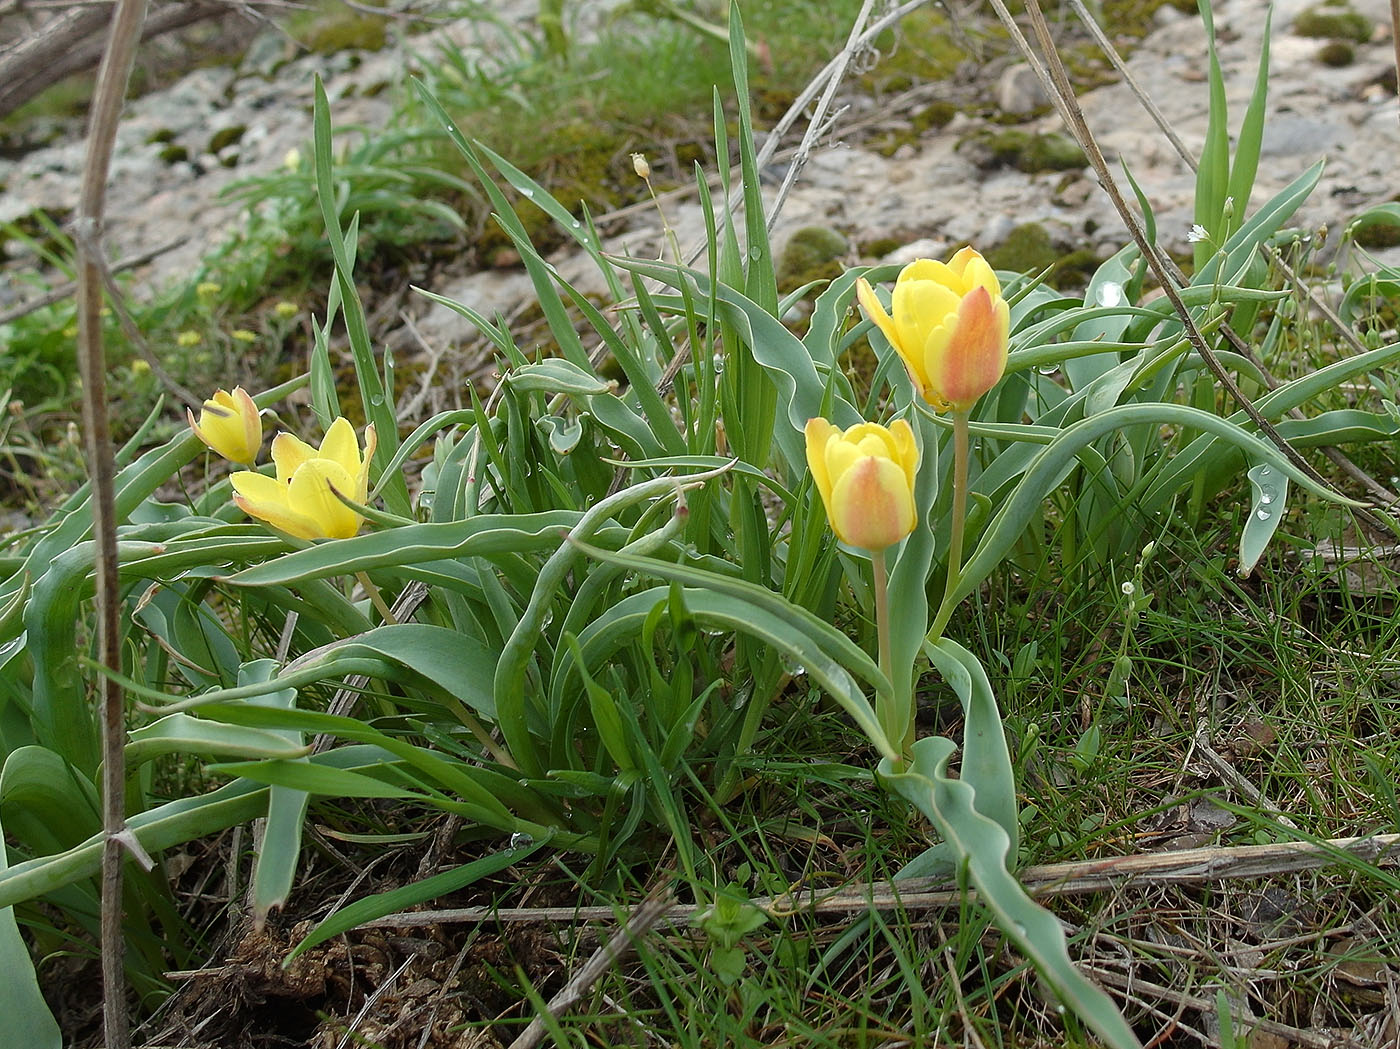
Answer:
xmin=354 ymin=424 xmax=378 ymax=502
xmin=805 ymin=418 xmax=840 ymax=513
xmin=892 ymin=278 xmax=961 ymax=397
xmin=319 ymin=417 xmax=362 ymax=476
xmin=828 ymin=455 xmax=917 ymax=552
xmin=855 ymin=278 xmax=903 ymax=355
xmin=231 ymin=471 xmax=327 ymax=540
xmin=888 ymin=418 xmax=919 ymax=490
xmin=189 ymin=388 xmax=262 ymax=464
xmin=926 ymin=286 xmax=1009 ymax=412
xmin=286 ymin=460 xmax=361 ymax=540
xmin=270 ymin=432 xmax=318 ymax=484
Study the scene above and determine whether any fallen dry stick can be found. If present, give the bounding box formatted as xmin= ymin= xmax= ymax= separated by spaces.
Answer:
xmin=362 ymin=832 xmax=1400 ymax=929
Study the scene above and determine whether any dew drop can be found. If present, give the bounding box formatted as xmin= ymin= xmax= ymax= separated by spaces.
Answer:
xmin=1255 ymin=508 xmax=1270 ymax=520
xmin=1095 ymin=281 xmax=1124 ymax=308
xmin=509 ymin=832 xmax=534 ymax=849
xmin=748 ymin=246 xmax=762 ymax=260
xmin=1260 ymin=493 xmax=1273 ymax=505
xmin=520 ymin=187 xmax=534 ymax=199
xmin=570 ymin=220 xmax=581 ymax=229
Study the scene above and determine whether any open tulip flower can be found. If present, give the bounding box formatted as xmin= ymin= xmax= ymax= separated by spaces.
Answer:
xmin=188 ymin=386 xmax=262 ymax=465
xmin=230 ymin=418 xmax=376 ymax=540
xmin=805 ymin=417 xmax=918 ymax=553
xmin=856 ymin=247 xmax=1010 ymax=412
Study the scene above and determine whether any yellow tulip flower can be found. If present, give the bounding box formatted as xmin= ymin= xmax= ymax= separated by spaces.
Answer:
xmin=856 ymin=247 xmax=1010 ymax=412
xmin=188 ymin=386 xmax=262 ymax=465
xmin=230 ymin=418 xmax=377 ymax=540
xmin=805 ymin=417 xmax=918 ymax=552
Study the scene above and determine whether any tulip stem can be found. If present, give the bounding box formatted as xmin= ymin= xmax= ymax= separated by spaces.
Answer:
xmin=871 ymin=546 xmax=897 ymax=749
xmin=356 ymin=571 xmax=398 ymax=625
xmin=929 ymin=411 xmax=970 ymax=642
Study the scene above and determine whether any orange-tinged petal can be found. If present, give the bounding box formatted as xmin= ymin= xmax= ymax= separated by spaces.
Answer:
xmin=805 ymin=416 xmax=919 ymax=552
xmin=861 ymin=249 xmax=1009 ymax=413
xmin=828 ymin=455 xmax=917 ymax=551
xmin=925 ymin=286 xmax=1009 ymax=412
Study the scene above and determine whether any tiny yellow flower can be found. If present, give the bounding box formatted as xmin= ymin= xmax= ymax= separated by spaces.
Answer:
xmin=231 ymin=329 xmax=258 ymax=343
xmin=196 ymin=281 xmax=222 ymax=299
xmin=230 ymin=418 xmax=377 ymax=540
xmin=856 ymin=247 xmax=1010 ymax=413
xmin=273 ymin=301 xmax=299 ymax=319
xmin=188 ymin=386 xmax=262 ymax=465
xmin=631 ymin=152 xmax=651 ymax=180
xmin=177 ymin=330 xmax=202 ymax=347
xmin=805 ymin=417 xmax=918 ymax=552
xmin=130 ymin=359 xmax=151 ymax=376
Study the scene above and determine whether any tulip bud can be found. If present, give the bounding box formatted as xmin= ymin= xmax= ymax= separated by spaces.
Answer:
xmin=855 ymin=247 xmax=1010 ymax=412
xmin=230 ymin=417 xmax=376 ymax=540
xmin=805 ymin=417 xmax=918 ymax=552
xmin=188 ymin=386 xmax=262 ymax=465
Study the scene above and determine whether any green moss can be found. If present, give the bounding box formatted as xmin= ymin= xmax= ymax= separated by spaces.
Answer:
xmin=986 ymin=223 xmax=1101 ymax=287
xmin=145 ymin=128 xmax=176 ymax=145
xmin=961 ymin=128 xmax=1085 ymax=173
xmin=1019 ymin=132 xmax=1086 ymax=172
xmin=1353 ymin=220 xmax=1400 ymax=249
xmin=987 ymin=222 xmax=1060 ymax=274
xmin=1316 ymin=41 xmax=1356 ymax=65
xmin=1293 ymin=4 xmax=1373 ymax=42
xmin=301 ymin=10 xmax=390 ymax=53
xmin=858 ymin=236 xmax=911 ymax=259
xmin=159 ymin=144 xmax=190 ymax=164
xmin=776 ymin=226 xmax=849 ymax=295
xmin=208 ymin=125 xmax=246 ymax=154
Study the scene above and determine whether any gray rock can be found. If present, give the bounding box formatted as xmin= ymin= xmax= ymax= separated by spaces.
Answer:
xmin=997 ymin=64 xmax=1048 ymax=116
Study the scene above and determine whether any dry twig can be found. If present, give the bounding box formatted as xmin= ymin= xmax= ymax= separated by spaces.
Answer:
xmin=76 ymin=0 xmax=150 ymax=1042
xmin=506 ymin=889 xmax=675 ymax=1049
xmin=360 ymin=832 xmax=1400 ymax=929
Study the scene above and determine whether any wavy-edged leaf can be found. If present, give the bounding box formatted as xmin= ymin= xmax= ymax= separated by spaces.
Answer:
xmin=0 ymin=810 xmax=61 ymax=1049
xmin=126 ymin=714 xmax=308 ymax=767
xmin=924 ymin=639 xmax=1018 ymax=857
xmin=881 ymin=738 xmax=1142 ymax=1049
xmin=1238 ymin=461 xmax=1289 ymax=576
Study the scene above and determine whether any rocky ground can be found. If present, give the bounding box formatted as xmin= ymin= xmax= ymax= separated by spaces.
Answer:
xmin=1 ymin=0 xmax=1397 ymax=382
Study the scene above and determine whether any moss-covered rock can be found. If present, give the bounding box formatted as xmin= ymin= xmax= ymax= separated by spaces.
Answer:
xmin=1315 ymin=41 xmax=1356 ymax=66
xmin=777 ymin=226 xmax=850 ymax=295
xmin=1352 ymin=218 xmax=1400 ymax=249
xmin=301 ymin=10 xmax=390 ymax=53
xmin=986 ymin=223 xmax=1100 ymax=286
xmin=960 ymin=128 xmax=1085 ymax=173
xmin=208 ymin=125 xmax=246 ymax=154
xmin=1293 ymin=3 xmax=1373 ymax=42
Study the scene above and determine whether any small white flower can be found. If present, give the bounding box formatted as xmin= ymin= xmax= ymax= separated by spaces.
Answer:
xmin=1187 ymin=224 xmax=1209 ymax=243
